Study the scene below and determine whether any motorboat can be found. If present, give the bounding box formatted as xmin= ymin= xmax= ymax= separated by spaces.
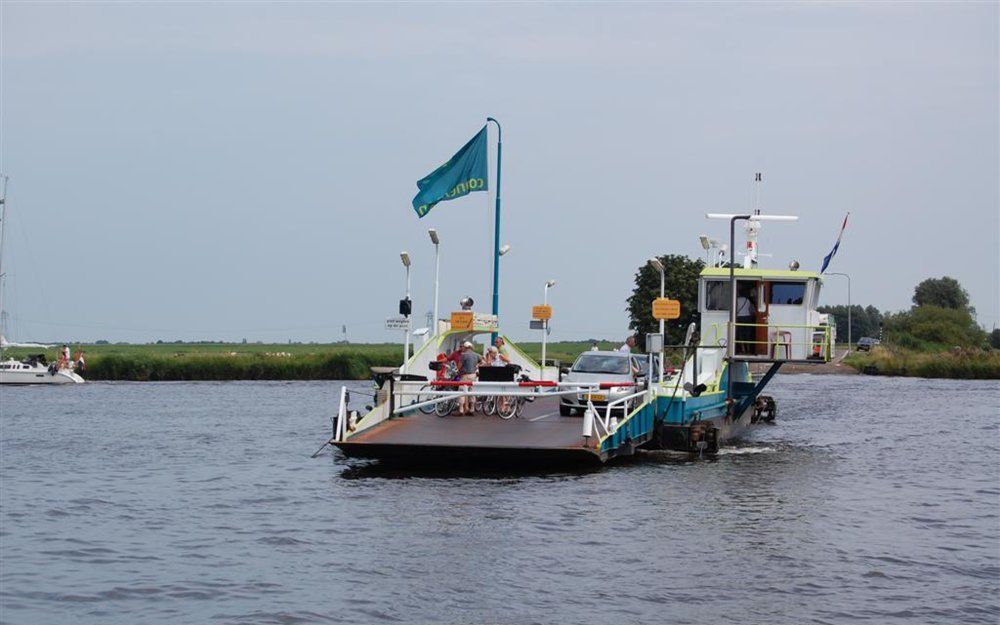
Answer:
xmin=0 ymin=353 xmax=84 ymax=385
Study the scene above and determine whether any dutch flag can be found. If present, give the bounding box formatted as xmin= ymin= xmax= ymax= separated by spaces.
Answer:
xmin=820 ymin=213 xmax=850 ymax=274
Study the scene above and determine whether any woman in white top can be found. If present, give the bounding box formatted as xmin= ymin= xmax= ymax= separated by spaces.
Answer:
xmin=482 ymin=346 xmax=505 ymax=367
xmin=481 ymin=346 xmax=509 ymax=413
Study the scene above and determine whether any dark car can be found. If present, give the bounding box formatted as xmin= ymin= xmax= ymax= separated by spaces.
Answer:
xmin=856 ymin=337 xmax=880 ymax=352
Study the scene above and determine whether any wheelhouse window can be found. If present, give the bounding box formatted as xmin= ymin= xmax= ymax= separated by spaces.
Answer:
xmin=770 ymin=282 xmax=806 ymax=305
xmin=705 ymin=281 xmax=731 ymax=311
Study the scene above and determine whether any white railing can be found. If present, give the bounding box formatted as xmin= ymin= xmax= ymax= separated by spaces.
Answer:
xmin=390 ymin=379 xmax=647 ymax=440
xmin=391 ymin=380 xmax=632 ymax=415
xmin=583 ymin=389 xmax=648 ymax=440
xmin=333 ymin=385 xmax=348 ymax=442
xmin=335 ymin=379 xmax=651 ymax=445
xmin=706 ymin=322 xmax=834 ymax=361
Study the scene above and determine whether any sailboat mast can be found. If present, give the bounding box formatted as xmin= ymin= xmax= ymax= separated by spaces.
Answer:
xmin=0 ymin=175 xmax=8 ymax=357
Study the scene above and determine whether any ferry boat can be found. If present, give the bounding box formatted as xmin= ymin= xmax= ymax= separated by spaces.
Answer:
xmin=318 ymin=213 xmax=834 ymax=464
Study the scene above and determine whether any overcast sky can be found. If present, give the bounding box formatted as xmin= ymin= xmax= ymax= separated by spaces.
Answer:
xmin=1 ymin=1 xmax=997 ymax=343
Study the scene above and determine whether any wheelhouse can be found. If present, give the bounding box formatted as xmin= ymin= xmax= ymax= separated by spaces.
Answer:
xmin=698 ymin=267 xmax=832 ymax=361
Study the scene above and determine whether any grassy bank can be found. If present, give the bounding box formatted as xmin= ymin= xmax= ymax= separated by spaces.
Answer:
xmin=845 ymin=346 xmax=1000 ymax=380
xmin=16 ymin=340 xmax=994 ymax=381
xmin=1 ymin=341 xmax=618 ymax=381
xmin=2 ymin=343 xmax=405 ymax=381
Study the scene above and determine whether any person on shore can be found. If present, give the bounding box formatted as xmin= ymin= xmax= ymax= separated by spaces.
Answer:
xmin=618 ymin=336 xmax=636 ymax=353
xmin=736 ymin=286 xmax=757 ymax=355
xmin=457 ymin=341 xmax=479 ymax=415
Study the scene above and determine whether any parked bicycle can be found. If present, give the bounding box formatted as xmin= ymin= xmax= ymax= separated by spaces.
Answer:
xmin=495 ymin=372 xmax=532 ymax=420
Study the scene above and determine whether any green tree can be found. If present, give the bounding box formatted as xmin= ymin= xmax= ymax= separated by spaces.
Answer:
xmin=817 ymin=304 xmax=884 ymax=342
xmin=884 ymin=305 xmax=985 ymax=350
xmin=912 ymin=276 xmax=972 ymax=312
xmin=990 ymin=329 xmax=1000 ymax=350
xmin=626 ymin=255 xmax=704 ymax=349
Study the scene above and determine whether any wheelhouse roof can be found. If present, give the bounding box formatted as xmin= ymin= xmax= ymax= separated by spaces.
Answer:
xmin=699 ymin=267 xmax=820 ymax=280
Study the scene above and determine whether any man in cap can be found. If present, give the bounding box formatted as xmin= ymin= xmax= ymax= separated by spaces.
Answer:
xmin=457 ymin=341 xmax=479 ymax=415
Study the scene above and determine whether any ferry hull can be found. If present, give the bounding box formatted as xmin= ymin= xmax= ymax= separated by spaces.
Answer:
xmin=335 ymin=441 xmax=602 ymax=466
xmin=335 ymin=402 xmax=605 ymax=466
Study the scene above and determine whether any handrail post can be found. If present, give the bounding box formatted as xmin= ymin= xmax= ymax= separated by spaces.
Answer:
xmin=336 ymin=386 xmax=347 ymax=442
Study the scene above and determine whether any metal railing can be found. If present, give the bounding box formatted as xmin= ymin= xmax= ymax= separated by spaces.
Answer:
xmin=333 ymin=386 xmax=348 ymax=442
xmin=583 ymin=389 xmax=648 ymax=441
xmin=387 ymin=379 xmax=648 ymax=442
xmin=706 ymin=322 xmax=833 ymax=361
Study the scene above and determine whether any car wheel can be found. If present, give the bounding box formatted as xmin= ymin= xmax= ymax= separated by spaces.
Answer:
xmin=560 ymin=403 xmax=573 ymax=417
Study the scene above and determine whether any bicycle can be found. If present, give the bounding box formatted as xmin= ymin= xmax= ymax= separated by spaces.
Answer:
xmin=419 ymin=361 xmax=461 ymax=417
xmin=495 ymin=372 xmax=532 ymax=420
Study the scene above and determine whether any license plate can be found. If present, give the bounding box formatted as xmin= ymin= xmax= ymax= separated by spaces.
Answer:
xmin=585 ymin=393 xmax=606 ymax=402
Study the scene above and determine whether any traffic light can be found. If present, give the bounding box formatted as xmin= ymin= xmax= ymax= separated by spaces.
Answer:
xmin=399 ymin=298 xmax=412 ymax=316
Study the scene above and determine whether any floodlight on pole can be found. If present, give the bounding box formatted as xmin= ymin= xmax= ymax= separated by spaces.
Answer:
xmin=648 ymin=257 xmax=666 ymax=385
xmin=399 ymin=251 xmax=412 ymax=373
xmin=541 ymin=279 xmax=557 ymax=380
xmin=499 ymin=244 xmax=511 ymax=256
xmin=428 ymin=230 xmax=441 ymax=338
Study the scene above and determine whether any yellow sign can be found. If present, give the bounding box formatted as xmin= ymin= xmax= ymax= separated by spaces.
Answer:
xmin=652 ymin=298 xmax=681 ymax=320
xmin=450 ymin=311 xmax=474 ymax=331
xmin=531 ymin=305 xmax=553 ymax=320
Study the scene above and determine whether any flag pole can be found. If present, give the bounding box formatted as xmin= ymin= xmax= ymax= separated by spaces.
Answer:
xmin=487 ymin=117 xmax=502 ymax=343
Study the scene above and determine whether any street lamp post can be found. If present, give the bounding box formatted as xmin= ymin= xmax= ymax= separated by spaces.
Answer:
xmin=826 ymin=272 xmax=851 ymax=353
xmin=400 ymin=251 xmax=411 ymax=373
xmin=428 ymin=229 xmax=440 ymax=338
xmin=647 ymin=257 xmax=665 ymax=385
xmin=542 ymin=280 xmax=556 ymax=380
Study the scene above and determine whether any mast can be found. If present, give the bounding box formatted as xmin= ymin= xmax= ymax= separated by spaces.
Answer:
xmin=0 ymin=175 xmax=8 ymax=358
xmin=744 ymin=172 xmax=762 ymax=268
xmin=486 ymin=117 xmax=502 ymax=343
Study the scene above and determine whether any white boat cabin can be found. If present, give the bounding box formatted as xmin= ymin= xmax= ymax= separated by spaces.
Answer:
xmin=698 ymin=267 xmax=832 ymax=361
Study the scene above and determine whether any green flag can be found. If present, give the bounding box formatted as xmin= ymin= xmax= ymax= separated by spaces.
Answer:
xmin=412 ymin=126 xmax=489 ymax=218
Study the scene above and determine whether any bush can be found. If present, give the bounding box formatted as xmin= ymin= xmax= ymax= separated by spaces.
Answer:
xmin=884 ymin=306 xmax=985 ymax=350
xmin=846 ymin=346 xmax=1000 ymax=379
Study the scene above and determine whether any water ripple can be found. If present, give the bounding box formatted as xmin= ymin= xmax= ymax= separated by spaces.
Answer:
xmin=0 ymin=378 xmax=997 ymax=624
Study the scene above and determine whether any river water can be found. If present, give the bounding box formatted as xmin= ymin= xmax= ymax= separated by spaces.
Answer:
xmin=1 ymin=375 xmax=997 ymax=624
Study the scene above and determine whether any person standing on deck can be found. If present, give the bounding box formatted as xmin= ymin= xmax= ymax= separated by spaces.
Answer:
xmin=457 ymin=342 xmax=479 ymax=415
xmin=493 ymin=337 xmax=512 ymax=364
xmin=736 ymin=286 xmax=757 ymax=355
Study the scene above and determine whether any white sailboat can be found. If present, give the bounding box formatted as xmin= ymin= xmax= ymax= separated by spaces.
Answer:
xmin=0 ymin=176 xmax=84 ymax=385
